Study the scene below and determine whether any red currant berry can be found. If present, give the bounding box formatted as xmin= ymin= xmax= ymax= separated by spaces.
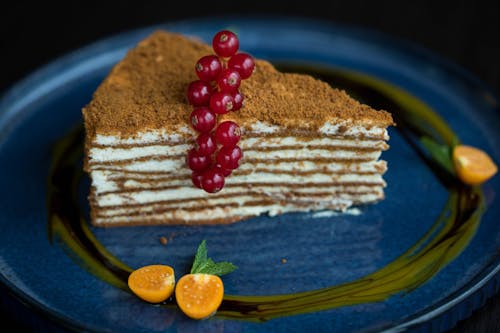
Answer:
xmin=212 ymin=30 xmax=239 ymax=57
xmin=215 ymin=121 xmax=241 ymax=147
xmin=215 ymin=164 xmax=232 ymax=177
xmin=228 ymin=53 xmax=255 ymax=79
xmin=216 ymin=145 xmax=243 ymax=170
xmin=195 ymin=133 xmax=216 ymax=156
xmin=209 ymin=92 xmax=234 ymax=114
xmin=216 ymin=69 xmax=241 ymax=93
xmin=187 ymin=148 xmax=210 ymax=171
xmin=201 ymin=167 xmax=225 ymax=193
xmin=190 ymin=107 xmax=216 ymax=133
xmin=191 ymin=171 xmax=204 ymax=189
xmin=187 ymin=80 xmax=212 ymax=106
xmin=195 ymin=55 xmax=222 ymax=82
xmin=232 ymin=91 xmax=244 ymax=111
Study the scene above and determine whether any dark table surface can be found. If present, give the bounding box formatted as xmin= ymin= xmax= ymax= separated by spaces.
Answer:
xmin=1 ymin=1 xmax=499 ymax=332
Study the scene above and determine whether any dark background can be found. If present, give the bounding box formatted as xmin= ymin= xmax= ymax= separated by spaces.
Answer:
xmin=1 ymin=0 xmax=499 ymax=332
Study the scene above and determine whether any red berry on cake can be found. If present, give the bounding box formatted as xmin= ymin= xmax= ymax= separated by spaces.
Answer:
xmin=215 ymin=164 xmax=232 ymax=177
xmin=190 ymin=107 xmax=216 ymax=133
xmin=191 ymin=171 xmax=204 ymax=189
xmin=210 ymin=92 xmax=234 ymax=114
xmin=212 ymin=30 xmax=239 ymax=58
xmin=216 ymin=145 xmax=243 ymax=170
xmin=231 ymin=91 xmax=244 ymax=111
xmin=196 ymin=133 xmax=217 ymax=156
xmin=215 ymin=121 xmax=241 ymax=147
xmin=228 ymin=53 xmax=255 ymax=79
xmin=185 ymin=30 xmax=252 ymax=192
xmin=195 ymin=55 xmax=222 ymax=82
xmin=187 ymin=80 xmax=212 ymax=106
xmin=216 ymin=69 xmax=241 ymax=93
xmin=201 ymin=167 xmax=225 ymax=193
xmin=187 ymin=149 xmax=211 ymax=171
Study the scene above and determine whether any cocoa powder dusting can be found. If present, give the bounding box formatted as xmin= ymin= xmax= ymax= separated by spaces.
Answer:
xmin=82 ymin=30 xmax=393 ymax=140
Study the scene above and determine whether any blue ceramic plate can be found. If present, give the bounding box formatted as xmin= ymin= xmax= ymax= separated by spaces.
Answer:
xmin=0 ymin=17 xmax=499 ymax=333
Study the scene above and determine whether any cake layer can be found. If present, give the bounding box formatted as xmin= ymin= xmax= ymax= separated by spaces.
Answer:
xmin=87 ymin=137 xmax=388 ymax=199
xmin=93 ymin=175 xmax=386 ymax=203
xmin=90 ymin=160 xmax=386 ymax=175
xmin=91 ymin=188 xmax=385 ymax=226
xmin=92 ymin=124 xmax=389 ymax=147
xmin=89 ymin=138 xmax=388 ymax=162
xmin=87 ymin=134 xmax=390 ymax=225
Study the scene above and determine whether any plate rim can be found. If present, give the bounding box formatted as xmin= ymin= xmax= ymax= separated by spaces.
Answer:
xmin=0 ymin=15 xmax=499 ymax=333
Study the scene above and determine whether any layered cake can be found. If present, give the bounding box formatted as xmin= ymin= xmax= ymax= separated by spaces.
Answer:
xmin=82 ymin=30 xmax=394 ymax=226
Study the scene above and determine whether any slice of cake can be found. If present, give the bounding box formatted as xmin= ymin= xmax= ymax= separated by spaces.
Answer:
xmin=82 ymin=30 xmax=394 ymax=226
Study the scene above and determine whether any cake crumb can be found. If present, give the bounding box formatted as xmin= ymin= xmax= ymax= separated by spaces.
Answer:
xmin=281 ymin=258 xmax=287 ymax=264
xmin=82 ymin=30 xmax=394 ymax=140
xmin=159 ymin=236 xmax=168 ymax=245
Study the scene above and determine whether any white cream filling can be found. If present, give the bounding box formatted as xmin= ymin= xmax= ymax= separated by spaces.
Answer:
xmin=94 ymin=122 xmax=388 ymax=146
xmin=95 ymin=179 xmax=385 ymax=207
xmin=91 ymin=160 xmax=387 ymax=175
xmin=243 ymin=149 xmax=381 ymax=160
xmin=89 ymin=148 xmax=381 ymax=166
xmin=113 ymin=173 xmax=384 ymax=190
xmin=320 ymin=122 xmax=389 ymax=140
xmin=89 ymin=137 xmax=387 ymax=163
xmin=95 ymin=200 xmax=356 ymax=224
xmin=95 ymin=128 xmax=188 ymax=145
xmin=98 ymin=192 xmax=382 ymax=218
xmin=241 ymin=137 xmax=389 ymax=150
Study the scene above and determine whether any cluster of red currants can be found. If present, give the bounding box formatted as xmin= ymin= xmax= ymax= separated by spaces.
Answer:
xmin=186 ymin=30 xmax=255 ymax=193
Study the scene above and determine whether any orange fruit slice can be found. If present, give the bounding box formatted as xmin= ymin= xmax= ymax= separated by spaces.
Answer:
xmin=128 ymin=265 xmax=175 ymax=303
xmin=452 ymin=145 xmax=498 ymax=185
xmin=175 ymin=273 xmax=224 ymax=319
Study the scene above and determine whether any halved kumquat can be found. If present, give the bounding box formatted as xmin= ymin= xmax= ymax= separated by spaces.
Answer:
xmin=175 ymin=273 xmax=224 ymax=320
xmin=452 ymin=145 xmax=498 ymax=185
xmin=128 ymin=265 xmax=175 ymax=303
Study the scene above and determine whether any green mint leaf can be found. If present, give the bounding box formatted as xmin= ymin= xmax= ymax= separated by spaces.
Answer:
xmin=190 ymin=240 xmax=208 ymax=274
xmin=194 ymin=258 xmax=215 ymax=274
xmin=205 ymin=262 xmax=238 ymax=276
xmin=420 ymin=136 xmax=455 ymax=175
xmin=190 ymin=240 xmax=237 ymax=276
xmin=196 ymin=258 xmax=238 ymax=276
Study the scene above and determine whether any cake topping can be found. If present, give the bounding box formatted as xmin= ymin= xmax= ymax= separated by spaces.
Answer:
xmin=195 ymin=55 xmax=222 ymax=81
xmin=195 ymin=133 xmax=217 ymax=156
xmin=228 ymin=53 xmax=255 ymax=79
xmin=186 ymin=30 xmax=255 ymax=193
xmin=187 ymin=80 xmax=212 ymax=106
xmin=200 ymin=167 xmax=225 ymax=193
xmin=82 ymin=31 xmax=393 ymax=139
xmin=231 ymin=91 xmax=244 ymax=111
xmin=190 ymin=107 xmax=216 ymax=133
xmin=187 ymin=149 xmax=211 ymax=171
xmin=216 ymin=68 xmax=241 ymax=92
xmin=209 ymin=91 xmax=234 ymax=114
xmin=215 ymin=121 xmax=241 ymax=147
xmin=212 ymin=30 xmax=240 ymax=58
xmin=216 ymin=145 xmax=243 ymax=170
